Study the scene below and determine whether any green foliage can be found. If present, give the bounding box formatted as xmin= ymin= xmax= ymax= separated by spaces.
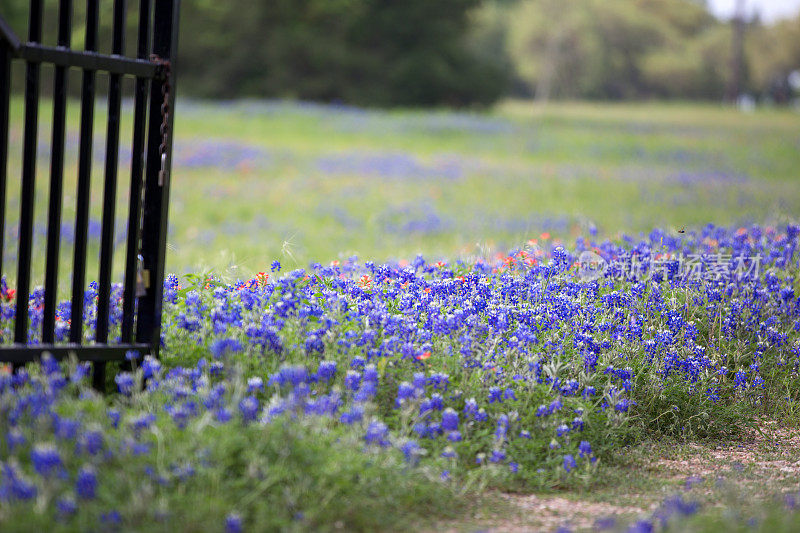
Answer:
xmin=505 ymin=0 xmax=799 ymax=101
xmin=175 ymin=0 xmax=509 ymax=106
xmin=3 ymin=0 xmax=798 ymax=104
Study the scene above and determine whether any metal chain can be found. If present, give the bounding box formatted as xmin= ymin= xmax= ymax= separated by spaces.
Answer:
xmin=150 ymin=54 xmax=171 ymax=187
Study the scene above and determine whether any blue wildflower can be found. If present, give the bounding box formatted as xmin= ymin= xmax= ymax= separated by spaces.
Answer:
xmin=441 ymin=408 xmax=459 ymax=431
xmin=365 ymin=421 xmax=390 ymax=447
xmin=563 ymin=454 xmax=577 ymax=472
xmin=115 ymin=372 xmax=135 ymax=395
xmin=31 ymin=444 xmax=63 ymax=477
xmin=76 ymin=466 xmax=97 ymax=500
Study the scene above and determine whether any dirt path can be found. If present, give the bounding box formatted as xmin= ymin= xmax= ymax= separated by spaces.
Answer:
xmin=431 ymin=422 xmax=800 ymax=532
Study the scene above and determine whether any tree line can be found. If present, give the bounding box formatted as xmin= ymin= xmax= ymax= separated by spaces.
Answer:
xmin=3 ymin=0 xmax=799 ymax=106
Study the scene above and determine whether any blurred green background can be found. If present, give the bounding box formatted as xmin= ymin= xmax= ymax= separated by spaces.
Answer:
xmin=3 ymin=0 xmax=800 ymax=106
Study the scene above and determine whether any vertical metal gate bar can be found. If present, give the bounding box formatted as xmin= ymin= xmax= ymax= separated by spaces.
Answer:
xmin=42 ymin=0 xmax=73 ymax=344
xmin=94 ymin=0 xmax=126 ymax=388
xmin=121 ymin=0 xmax=151 ymax=343
xmin=96 ymin=0 xmax=127 ymax=348
xmin=69 ymin=0 xmax=100 ymax=345
xmin=13 ymin=0 xmax=44 ymax=344
xmin=0 ymin=42 xmax=10 ymax=287
xmin=136 ymin=0 xmax=179 ymax=357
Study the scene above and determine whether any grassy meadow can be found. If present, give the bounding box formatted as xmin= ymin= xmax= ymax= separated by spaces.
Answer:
xmin=4 ymin=97 xmax=800 ymax=281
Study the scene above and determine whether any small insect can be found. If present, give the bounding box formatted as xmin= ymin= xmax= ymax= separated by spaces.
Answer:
xmin=677 ymin=227 xmax=685 ymax=234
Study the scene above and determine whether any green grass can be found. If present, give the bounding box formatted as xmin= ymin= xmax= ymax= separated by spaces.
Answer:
xmin=5 ymin=98 xmax=800 ymax=283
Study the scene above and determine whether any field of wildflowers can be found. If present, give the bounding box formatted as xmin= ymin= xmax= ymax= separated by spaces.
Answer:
xmin=2 ymin=101 xmax=800 ymax=531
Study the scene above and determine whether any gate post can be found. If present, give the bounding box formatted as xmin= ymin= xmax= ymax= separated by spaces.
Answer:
xmin=0 ymin=26 xmax=10 ymax=287
xmin=136 ymin=0 xmax=180 ymax=359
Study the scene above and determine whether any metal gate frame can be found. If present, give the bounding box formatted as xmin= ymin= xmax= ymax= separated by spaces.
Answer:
xmin=0 ymin=0 xmax=179 ymax=389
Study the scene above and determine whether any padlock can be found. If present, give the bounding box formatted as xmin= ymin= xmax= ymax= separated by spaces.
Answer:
xmin=158 ymin=153 xmax=167 ymax=186
xmin=136 ymin=254 xmax=149 ymax=297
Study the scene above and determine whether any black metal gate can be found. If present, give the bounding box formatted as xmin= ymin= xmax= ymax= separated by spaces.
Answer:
xmin=0 ymin=0 xmax=179 ymax=389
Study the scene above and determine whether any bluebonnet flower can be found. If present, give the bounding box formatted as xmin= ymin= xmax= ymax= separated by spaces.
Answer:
xmin=54 ymin=416 xmax=81 ymax=441
xmin=268 ymin=365 xmax=308 ymax=388
xmin=56 ymin=496 xmax=77 ymax=518
xmin=400 ymin=440 xmax=421 ymax=464
xmin=428 ymin=372 xmax=450 ymax=391
xmin=339 ymin=406 xmax=364 ymax=425
xmin=210 ymin=338 xmax=243 ymax=359
xmin=490 ymin=449 xmax=506 ymax=463
xmin=247 ymin=377 xmax=264 ymax=393
xmin=412 ymin=372 xmax=427 ymax=392
xmin=395 ymin=382 xmax=416 ymax=407
xmin=70 ymin=362 xmax=91 ymax=384
xmin=614 ymin=399 xmax=635 ymax=412
xmin=578 ymin=441 xmax=592 ymax=458
xmin=270 ymin=261 xmax=281 ymax=272
xmin=115 ymin=372 xmax=135 ymax=395
xmin=79 ymin=430 xmax=104 ymax=455
xmin=142 ymin=356 xmax=162 ymax=379
xmin=239 ymin=397 xmax=260 ymax=423
xmin=488 ymin=386 xmax=503 ymax=403
xmin=494 ymin=414 xmax=509 ymax=441
xmin=31 ymin=444 xmax=63 ymax=477
xmin=363 ymin=364 xmax=379 ymax=384
xmin=8 ymin=471 xmax=37 ymax=500
xmin=130 ymin=413 xmax=157 ymax=433
xmin=429 ymin=393 xmax=444 ymax=411
xmin=626 ymin=519 xmax=654 ymax=533
xmin=101 ymin=511 xmax=122 ymax=525
xmin=563 ymin=454 xmax=577 ymax=472
xmin=210 ymin=361 xmax=224 ymax=376
xmin=556 ymin=424 xmax=570 ymax=437
xmin=463 ymin=398 xmax=479 ymax=418
xmin=215 ymin=408 xmax=233 ymax=423
xmin=365 ymin=421 xmax=390 ymax=447
xmin=354 ymin=380 xmax=377 ymax=402
xmin=107 ymin=409 xmax=121 ymax=428
xmin=447 ymin=431 xmax=462 ymax=442
xmin=344 ymin=370 xmax=361 ymax=392
xmin=441 ymin=408 xmax=459 ymax=431
xmin=315 ymin=361 xmax=337 ymax=382
xmin=76 ymin=466 xmax=97 ymax=500
xmin=7 ymin=429 xmax=25 ymax=451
